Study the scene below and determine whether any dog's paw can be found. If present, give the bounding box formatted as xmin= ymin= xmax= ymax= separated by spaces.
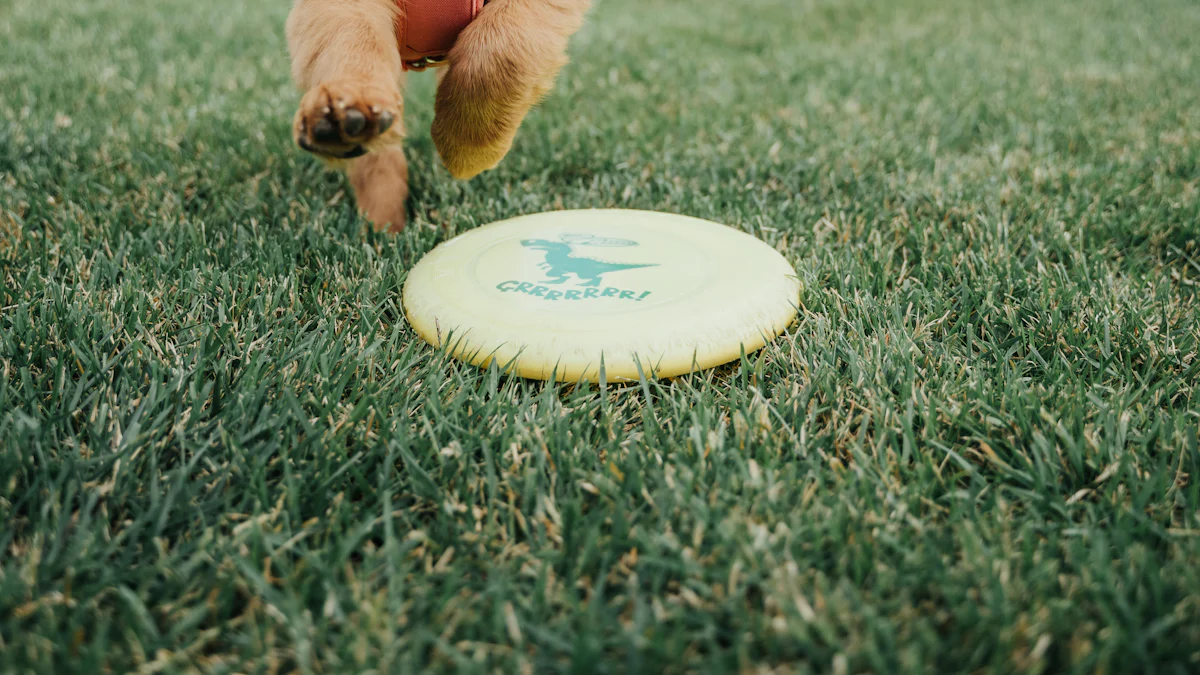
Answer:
xmin=431 ymin=54 xmax=539 ymax=179
xmin=430 ymin=0 xmax=588 ymax=180
xmin=294 ymin=81 xmax=402 ymax=160
xmin=349 ymin=147 xmax=410 ymax=234
xmin=432 ymin=30 xmax=569 ymax=180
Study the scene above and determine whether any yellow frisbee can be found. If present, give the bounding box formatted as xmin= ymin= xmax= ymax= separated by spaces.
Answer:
xmin=402 ymin=209 xmax=799 ymax=381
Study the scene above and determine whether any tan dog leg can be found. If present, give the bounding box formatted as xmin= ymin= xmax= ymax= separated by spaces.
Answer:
xmin=286 ymin=0 xmax=409 ymax=231
xmin=432 ymin=0 xmax=592 ymax=180
xmin=348 ymin=146 xmax=410 ymax=231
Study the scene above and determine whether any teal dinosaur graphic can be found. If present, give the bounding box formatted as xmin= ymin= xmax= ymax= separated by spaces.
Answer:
xmin=521 ymin=235 xmax=657 ymax=287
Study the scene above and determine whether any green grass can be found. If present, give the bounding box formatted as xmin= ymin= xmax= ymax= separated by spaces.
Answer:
xmin=2 ymin=0 xmax=1200 ymax=671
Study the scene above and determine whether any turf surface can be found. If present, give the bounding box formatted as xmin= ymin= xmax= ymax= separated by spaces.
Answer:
xmin=3 ymin=0 xmax=1200 ymax=672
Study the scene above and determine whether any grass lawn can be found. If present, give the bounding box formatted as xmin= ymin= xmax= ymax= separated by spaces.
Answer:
xmin=3 ymin=0 xmax=1200 ymax=671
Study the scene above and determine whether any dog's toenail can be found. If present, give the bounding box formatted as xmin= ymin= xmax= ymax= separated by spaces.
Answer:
xmin=342 ymin=109 xmax=367 ymax=136
xmin=313 ymin=118 xmax=339 ymax=143
xmin=379 ymin=111 xmax=395 ymax=134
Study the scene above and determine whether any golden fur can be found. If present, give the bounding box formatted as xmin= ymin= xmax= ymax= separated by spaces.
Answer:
xmin=286 ymin=0 xmax=591 ymax=232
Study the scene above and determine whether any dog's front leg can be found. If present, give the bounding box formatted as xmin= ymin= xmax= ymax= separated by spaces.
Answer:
xmin=431 ymin=0 xmax=592 ymax=180
xmin=287 ymin=0 xmax=409 ymax=231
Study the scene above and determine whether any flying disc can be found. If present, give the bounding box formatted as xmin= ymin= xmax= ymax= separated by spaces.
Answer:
xmin=402 ymin=209 xmax=799 ymax=381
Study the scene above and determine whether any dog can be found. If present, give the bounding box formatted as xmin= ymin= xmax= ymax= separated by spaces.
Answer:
xmin=285 ymin=0 xmax=592 ymax=232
